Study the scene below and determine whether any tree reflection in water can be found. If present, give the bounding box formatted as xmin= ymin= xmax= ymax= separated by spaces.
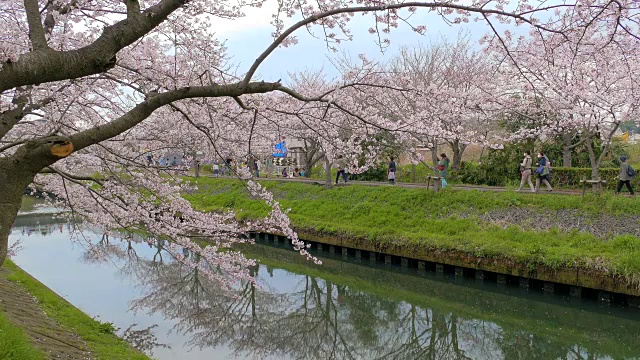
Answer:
xmin=84 ymin=234 xmax=631 ymax=360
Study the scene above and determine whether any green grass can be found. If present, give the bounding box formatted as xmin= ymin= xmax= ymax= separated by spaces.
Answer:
xmin=4 ymin=261 xmax=149 ymax=360
xmin=186 ymin=178 xmax=640 ymax=285
xmin=0 ymin=312 xmax=46 ymax=360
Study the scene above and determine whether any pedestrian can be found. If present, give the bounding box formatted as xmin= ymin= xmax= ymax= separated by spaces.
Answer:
xmin=226 ymin=158 xmax=232 ymax=175
xmin=517 ymin=151 xmax=535 ymax=192
xmin=255 ymin=159 xmax=262 ymax=178
xmin=535 ymin=152 xmax=553 ymax=192
xmin=616 ymin=155 xmax=635 ymax=195
xmin=300 ymin=167 xmax=306 ymax=177
xmin=213 ymin=163 xmax=219 ymax=177
xmin=282 ymin=167 xmax=288 ymax=177
xmin=388 ymin=157 xmax=396 ymax=185
xmin=194 ymin=159 xmax=201 ymax=178
xmin=335 ymin=156 xmax=348 ymax=184
xmin=438 ymin=153 xmax=450 ymax=188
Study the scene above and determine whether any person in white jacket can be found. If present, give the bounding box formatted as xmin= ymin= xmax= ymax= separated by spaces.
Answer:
xmin=517 ymin=151 xmax=535 ymax=192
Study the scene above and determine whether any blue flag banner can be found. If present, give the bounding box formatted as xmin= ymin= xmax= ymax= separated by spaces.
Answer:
xmin=273 ymin=141 xmax=287 ymax=157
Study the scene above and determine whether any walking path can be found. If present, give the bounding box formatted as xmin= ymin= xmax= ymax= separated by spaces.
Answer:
xmin=207 ymin=174 xmax=585 ymax=196
xmin=0 ymin=265 xmax=92 ymax=359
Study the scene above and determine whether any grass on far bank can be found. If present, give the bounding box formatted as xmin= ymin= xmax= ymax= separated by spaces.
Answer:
xmin=0 ymin=312 xmax=46 ymax=360
xmin=186 ymin=178 xmax=640 ymax=285
xmin=4 ymin=261 xmax=149 ymax=360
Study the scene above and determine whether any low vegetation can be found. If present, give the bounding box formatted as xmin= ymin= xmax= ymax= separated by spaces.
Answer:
xmin=187 ymin=178 xmax=640 ymax=286
xmin=0 ymin=312 xmax=45 ymax=360
xmin=3 ymin=261 xmax=149 ymax=360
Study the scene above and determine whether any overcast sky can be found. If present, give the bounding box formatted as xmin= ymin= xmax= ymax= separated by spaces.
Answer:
xmin=210 ymin=7 xmax=495 ymax=83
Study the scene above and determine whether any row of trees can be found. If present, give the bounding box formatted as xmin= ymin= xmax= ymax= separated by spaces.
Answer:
xmin=2 ymin=0 xmax=640 ymax=285
xmin=267 ymin=28 xmax=640 ymax=181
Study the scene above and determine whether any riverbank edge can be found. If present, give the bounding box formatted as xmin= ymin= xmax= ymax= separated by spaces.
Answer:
xmin=286 ymin=228 xmax=640 ymax=297
xmin=240 ymin=241 xmax=640 ymax=357
xmin=188 ymin=178 xmax=640 ymax=297
xmin=2 ymin=260 xmax=149 ymax=360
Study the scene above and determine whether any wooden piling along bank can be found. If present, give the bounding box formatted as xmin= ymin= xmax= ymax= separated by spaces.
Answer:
xmin=251 ymin=231 xmax=640 ymax=304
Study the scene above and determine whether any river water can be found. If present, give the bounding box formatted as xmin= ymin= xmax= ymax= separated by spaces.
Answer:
xmin=8 ymin=207 xmax=640 ymax=359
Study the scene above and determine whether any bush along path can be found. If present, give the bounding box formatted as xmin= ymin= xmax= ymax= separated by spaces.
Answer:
xmin=0 ymin=260 xmax=148 ymax=360
xmin=187 ymin=178 xmax=640 ymax=295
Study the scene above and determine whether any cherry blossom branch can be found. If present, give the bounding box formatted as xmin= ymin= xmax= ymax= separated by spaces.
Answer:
xmin=41 ymin=166 xmax=104 ymax=186
xmin=243 ymin=2 xmax=567 ymax=86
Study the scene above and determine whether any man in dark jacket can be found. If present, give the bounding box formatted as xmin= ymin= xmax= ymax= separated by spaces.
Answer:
xmin=616 ymin=155 xmax=635 ymax=195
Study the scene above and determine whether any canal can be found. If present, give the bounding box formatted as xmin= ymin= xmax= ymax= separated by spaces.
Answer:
xmin=8 ymin=209 xmax=640 ymax=359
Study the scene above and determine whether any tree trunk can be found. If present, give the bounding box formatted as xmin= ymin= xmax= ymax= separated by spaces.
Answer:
xmin=430 ymin=138 xmax=439 ymax=176
xmin=562 ymin=132 xmax=573 ymax=167
xmin=324 ymin=157 xmax=331 ymax=188
xmin=584 ymin=136 xmax=600 ymax=192
xmin=450 ymin=139 xmax=464 ymax=170
xmin=0 ymin=160 xmax=37 ymax=266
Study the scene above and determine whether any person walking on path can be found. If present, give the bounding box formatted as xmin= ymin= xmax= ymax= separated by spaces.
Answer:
xmin=335 ymin=156 xmax=348 ymax=184
xmin=257 ymin=159 xmax=262 ymax=178
xmin=438 ymin=153 xmax=450 ymax=188
xmin=517 ymin=151 xmax=535 ymax=192
xmin=535 ymin=152 xmax=553 ymax=192
xmin=388 ymin=157 xmax=397 ymax=185
xmin=616 ymin=155 xmax=635 ymax=195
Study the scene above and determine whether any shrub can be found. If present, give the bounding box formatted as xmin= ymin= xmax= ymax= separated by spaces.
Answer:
xmin=549 ymin=167 xmax=636 ymax=189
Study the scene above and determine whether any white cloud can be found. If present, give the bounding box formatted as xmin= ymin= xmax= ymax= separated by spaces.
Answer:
xmin=209 ymin=2 xmax=278 ymax=35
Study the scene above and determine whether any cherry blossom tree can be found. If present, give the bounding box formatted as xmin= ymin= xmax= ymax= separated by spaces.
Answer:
xmin=387 ymin=34 xmax=500 ymax=170
xmin=497 ymin=20 xmax=640 ymax=181
xmin=1 ymin=0 xmax=639 ymax=287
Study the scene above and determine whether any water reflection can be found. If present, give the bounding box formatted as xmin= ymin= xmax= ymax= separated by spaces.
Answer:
xmin=9 ymin=212 xmax=640 ymax=360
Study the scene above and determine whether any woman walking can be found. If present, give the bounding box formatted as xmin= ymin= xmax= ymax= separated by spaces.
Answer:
xmin=535 ymin=152 xmax=553 ymax=192
xmin=616 ymin=156 xmax=635 ymax=195
xmin=438 ymin=153 xmax=450 ymax=189
xmin=388 ymin=157 xmax=396 ymax=185
xmin=335 ymin=156 xmax=348 ymax=184
xmin=517 ymin=151 xmax=535 ymax=192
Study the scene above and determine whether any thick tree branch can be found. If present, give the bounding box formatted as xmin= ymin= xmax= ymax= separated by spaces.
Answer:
xmin=0 ymin=96 xmax=54 ymax=140
xmin=125 ymin=0 xmax=141 ymax=16
xmin=24 ymin=0 xmax=49 ymax=50
xmin=9 ymin=80 xmax=284 ymax=175
xmin=1 ymin=0 xmax=187 ymax=92
xmin=69 ymin=81 xmax=283 ymax=153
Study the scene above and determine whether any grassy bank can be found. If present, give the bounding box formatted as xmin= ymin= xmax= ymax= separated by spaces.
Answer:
xmin=187 ymin=178 xmax=640 ymax=286
xmin=2 ymin=260 xmax=148 ymax=360
xmin=0 ymin=312 xmax=45 ymax=360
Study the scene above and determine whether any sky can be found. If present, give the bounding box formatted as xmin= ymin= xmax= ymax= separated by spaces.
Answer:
xmin=207 ymin=5 xmax=497 ymax=83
